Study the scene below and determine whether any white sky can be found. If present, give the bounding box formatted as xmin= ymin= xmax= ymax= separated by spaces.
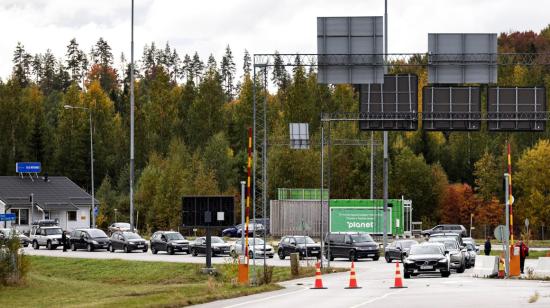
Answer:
xmin=0 ymin=0 xmax=549 ymax=79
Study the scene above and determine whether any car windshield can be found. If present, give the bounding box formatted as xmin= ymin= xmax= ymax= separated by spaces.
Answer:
xmin=295 ymin=237 xmax=315 ymax=244
xmin=124 ymin=233 xmax=141 ymax=240
xmin=351 ymin=234 xmax=374 ymax=243
xmin=165 ymin=233 xmax=184 ymax=241
xmin=44 ymin=228 xmax=62 ymax=235
xmin=249 ymin=238 xmax=265 ymax=245
xmin=211 ymin=237 xmax=225 ymax=244
xmin=87 ymin=229 xmax=108 ymax=238
xmin=400 ymin=241 xmax=418 ymax=249
xmin=115 ymin=223 xmax=131 ymax=228
xmin=466 ymin=243 xmax=476 ymax=251
xmin=410 ymin=245 xmax=442 ymax=255
xmin=444 ymin=241 xmax=457 ymax=250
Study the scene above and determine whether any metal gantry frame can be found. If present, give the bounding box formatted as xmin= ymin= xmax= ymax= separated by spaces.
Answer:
xmin=252 ymin=51 xmax=550 ymax=271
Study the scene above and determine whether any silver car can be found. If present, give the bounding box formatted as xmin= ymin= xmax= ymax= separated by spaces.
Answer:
xmin=231 ymin=238 xmax=274 ymax=259
xmin=465 ymin=243 xmax=477 ymax=267
xmin=429 ymin=238 xmax=466 ymax=273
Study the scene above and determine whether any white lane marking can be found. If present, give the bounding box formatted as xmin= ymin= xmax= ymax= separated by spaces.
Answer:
xmin=222 ymin=287 xmax=309 ymax=308
xmin=348 ymin=289 xmax=404 ymax=308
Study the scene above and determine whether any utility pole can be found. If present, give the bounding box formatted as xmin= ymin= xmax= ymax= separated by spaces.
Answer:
xmin=240 ymin=181 xmax=246 ymax=254
xmin=129 ymin=0 xmax=135 ymax=233
xmin=383 ymin=0 xmax=389 ymax=250
xmin=90 ymin=110 xmax=95 ymax=229
xmin=504 ymin=173 xmax=510 ymax=278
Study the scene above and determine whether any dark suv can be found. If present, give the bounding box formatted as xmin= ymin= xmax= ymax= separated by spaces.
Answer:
xmin=150 ymin=231 xmax=189 ymax=255
xmin=324 ymin=233 xmax=380 ymax=261
xmin=278 ymin=236 xmax=321 ymax=260
xmin=422 ymin=225 xmax=467 ymax=237
xmin=69 ymin=229 xmax=110 ymax=251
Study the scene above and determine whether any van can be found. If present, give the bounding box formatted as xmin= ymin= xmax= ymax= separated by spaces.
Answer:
xmin=324 ymin=233 xmax=380 ymax=261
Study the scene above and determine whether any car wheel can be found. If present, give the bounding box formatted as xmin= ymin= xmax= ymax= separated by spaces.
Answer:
xmin=23 ymin=244 xmax=29 ymax=248
xmin=230 ymin=250 xmax=237 ymax=258
xmin=441 ymin=271 xmax=451 ymax=278
xmin=404 ymin=272 xmax=411 ymax=279
xmin=191 ymin=248 xmax=198 ymax=257
xmin=124 ymin=245 xmax=130 ymax=253
xmin=278 ymin=249 xmax=285 ymax=260
xmin=46 ymin=241 xmax=53 ymax=250
xmin=33 ymin=241 xmax=39 ymax=250
xmin=168 ymin=246 xmax=175 ymax=255
xmin=151 ymin=247 xmax=157 ymax=254
xmin=457 ymin=262 xmax=466 ymax=273
xmin=372 ymin=255 xmax=380 ymax=261
xmin=109 ymin=244 xmax=114 ymax=253
xmin=269 ymin=255 xmax=274 ymax=258
xmin=71 ymin=243 xmax=76 ymax=251
xmin=142 ymin=247 xmax=148 ymax=253
xmin=385 ymin=253 xmax=392 ymax=263
xmin=349 ymin=250 xmax=357 ymax=262
xmin=328 ymin=251 xmax=334 ymax=261
xmin=87 ymin=244 xmax=93 ymax=252
xmin=249 ymin=251 xmax=254 ymax=259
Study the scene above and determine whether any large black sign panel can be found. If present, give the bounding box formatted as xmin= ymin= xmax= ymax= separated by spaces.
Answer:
xmin=359 ymin=74 xmax=418 ymax=131
xmin=182 ymin=196 xmax=235 ymax=227
xmin=422 ymin=86 xmax=481 ymax=131
xmin=487 ymin=87 xmax=546 ymax=131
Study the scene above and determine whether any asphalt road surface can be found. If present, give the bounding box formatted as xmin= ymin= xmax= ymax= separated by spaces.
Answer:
xmin=23 ymin=247 xmax=549 ymax=307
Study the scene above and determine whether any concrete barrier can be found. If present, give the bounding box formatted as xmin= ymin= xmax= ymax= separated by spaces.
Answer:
xmin=473 ymin=255 xmax=499 ymax=278
xmin=534 ymin=257 xmax=550 ymax=278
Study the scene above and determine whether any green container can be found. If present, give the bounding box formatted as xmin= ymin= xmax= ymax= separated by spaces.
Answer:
xmin=329 ymin=199 xmax=405 ymax=235
xmin=277 ymin=188 xmax=329 ymax=201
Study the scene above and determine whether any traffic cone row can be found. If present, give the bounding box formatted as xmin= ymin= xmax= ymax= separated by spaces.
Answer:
xmin=310 ymin=260 xmax=408 ymax=289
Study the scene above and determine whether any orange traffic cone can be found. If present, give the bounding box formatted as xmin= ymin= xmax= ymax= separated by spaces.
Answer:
xmin=345 ymin=261 xmax=361 ymax=289
xmin=390 ymin=261 xmax=407 ymax=289
xmin=311 ymin=262 xmax=327 ymax=289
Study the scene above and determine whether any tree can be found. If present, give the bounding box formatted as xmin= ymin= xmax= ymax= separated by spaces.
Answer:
xmin=243 ymin=49 xmax=251 ymax=77
xmin=474 ymin=151 xmax=503 ymax=202
xmin=272 ymin=51 xmax=289 ymax=89
xmin=191 ymin=52 xmax=204 ymax=83
xmin=515 ymin=139 xmax=550 ymax=230
xmin=12 ymin=42 xmax=32 ymax=86
xmin=202 ymin=132 xmax=236 ymax=192
xmin=66 ymin=38 xmax=87 ymax=84
xmin=220 ymin=45 xmax=236 ymax=100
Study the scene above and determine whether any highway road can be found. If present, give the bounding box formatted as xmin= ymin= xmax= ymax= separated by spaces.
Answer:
xmin=23 ymin=246 xmax=549 ymax=307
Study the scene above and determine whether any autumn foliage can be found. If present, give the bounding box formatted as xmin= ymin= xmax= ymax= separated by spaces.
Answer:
xmin=439 ymin=183 xmax=502 ymax=228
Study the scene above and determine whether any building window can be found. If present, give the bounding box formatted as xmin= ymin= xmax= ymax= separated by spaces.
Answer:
xmin=9 ymin=209 xmax=29 ymax=225
xmin=68 ymin=211 xmax=77 ymax=222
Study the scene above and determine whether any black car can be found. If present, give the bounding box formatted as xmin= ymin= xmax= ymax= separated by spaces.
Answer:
xmin=108 ymin=231 xmax=148 ymax=253
xmin=278 ymin=236 xmax=321 ymax=260
xmin=384 ymin=239 xmax=418 ymax=263
xmin=189 ymin=236 xmax=231 ymax=256
xmin=422 ymin=225 xmax=467 ymax=237
xmin=324 ymin=233 xmax=379 ymax=261
xmin=69 ymin=229 xmax=110 ymax=251
xmin=403 ymin=243 xmax=451 ymax=278
xmin=150 ymin=231 xmax=189 ymax=255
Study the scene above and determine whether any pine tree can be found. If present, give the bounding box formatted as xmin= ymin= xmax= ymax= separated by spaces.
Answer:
xmin=66 ymin=38 xmax=84 ymax=83
xmin=12 ymin=42 xmax=32 ymax=86
xmin=272 ymin=51 xmax=289 ymax=89
xmin=181 ymin=54 xmax=192 ymax=82
xmin=169 ymin=49 xmax=180 ymax=83
xmin=220 ymin=45 xmax=236 ymax=100
xmin=40 ymin=50 xmax=57 ymax=94
xmin=93 ymin=37 xmax=114 ymax=67
xmin=191 ymin=52 xmax=203 ymax=83
xmin=243 ymin=49 xmax=251 ymax=77
xmin=31 ymin=54 xmax=42 ymax=84
xmin=206 ymin=54 xmax=217 ymax=76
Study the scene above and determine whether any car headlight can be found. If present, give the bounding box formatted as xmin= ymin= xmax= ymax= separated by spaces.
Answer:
xmin=404 ymin=259 xmax=414 ymax=264
xmin=438 ymin=258 xmax=448 ymax=263
xmin=92 ymin=241 xmax=99 ymax=245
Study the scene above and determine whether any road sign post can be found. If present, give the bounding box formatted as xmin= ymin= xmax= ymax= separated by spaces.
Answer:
xmin=0 ymin=213 xmax=16 ymax=222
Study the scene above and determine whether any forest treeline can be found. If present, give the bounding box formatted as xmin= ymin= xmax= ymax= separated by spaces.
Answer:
xmin=1 ymin=27 xmax=550 ymax=237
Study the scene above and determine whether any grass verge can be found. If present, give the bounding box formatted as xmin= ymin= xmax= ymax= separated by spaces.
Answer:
xmin=489 ymin=250 xmax=548 ymax=259
xmin=0 ymin=256 xmax=341 ymax=308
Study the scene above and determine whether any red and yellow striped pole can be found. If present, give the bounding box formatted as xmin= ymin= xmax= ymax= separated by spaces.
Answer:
xmin=507 ymin=143 xmax=514 ymax=243
xmin=245 ymin=128 xmax=252 ymax=264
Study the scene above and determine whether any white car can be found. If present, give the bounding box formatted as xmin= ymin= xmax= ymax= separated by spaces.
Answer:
xmin=231 ymin=238 xmax=274 ymax=259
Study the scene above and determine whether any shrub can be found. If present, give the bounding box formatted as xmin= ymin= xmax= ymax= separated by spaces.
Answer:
xmin=0 ymin=232 xmax=30 ymax=286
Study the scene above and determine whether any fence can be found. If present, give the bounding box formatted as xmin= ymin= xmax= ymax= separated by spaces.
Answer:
xmin=270 ymin=200 xmax=328 ymax=237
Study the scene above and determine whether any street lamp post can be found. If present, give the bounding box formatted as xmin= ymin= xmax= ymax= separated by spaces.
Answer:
xmin=64 ymin=104 xmax=95 ymax=229
xmin=114 ymin=208 xmax=118 ymax=223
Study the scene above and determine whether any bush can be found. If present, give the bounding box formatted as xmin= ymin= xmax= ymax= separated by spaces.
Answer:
xmin=0 ymin=232 xmax=30 ymax=286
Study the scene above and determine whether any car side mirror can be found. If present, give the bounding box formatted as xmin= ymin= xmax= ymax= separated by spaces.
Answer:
xmin=397 ymin=247 xmax=402 ymax=251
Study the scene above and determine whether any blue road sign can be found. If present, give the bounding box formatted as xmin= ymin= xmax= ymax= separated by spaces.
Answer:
xmin=0 ymin=213 xmax=16 ymax=222
xmin=16 ymin=162 xmax=41 ymax=173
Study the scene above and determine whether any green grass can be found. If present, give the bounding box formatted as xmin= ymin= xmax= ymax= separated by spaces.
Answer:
xmin=488 ymin=250 xmax=548 ymax=259
xmin=0 ymin=256 xmax=336 ymax=308
xmin=474 ymin=239 xmax=550 ymax=248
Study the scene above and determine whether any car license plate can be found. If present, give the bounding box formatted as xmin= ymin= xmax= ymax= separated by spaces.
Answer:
xmin=420 ymin=265 xmax=433 ymax=270
xmin=137 ymin=245 xmax=144 ymax=248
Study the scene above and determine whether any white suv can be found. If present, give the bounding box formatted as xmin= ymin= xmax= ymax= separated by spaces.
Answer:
xmin=31 ymin=225 xmax=64 ymax=250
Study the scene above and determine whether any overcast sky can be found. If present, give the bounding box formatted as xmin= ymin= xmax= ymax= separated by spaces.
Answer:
xmin=0 ymin=0 xmax=549 ymax=79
